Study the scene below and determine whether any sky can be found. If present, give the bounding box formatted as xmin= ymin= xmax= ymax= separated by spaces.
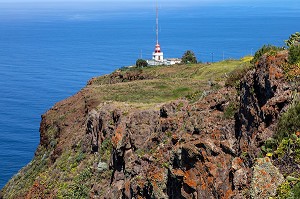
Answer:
xmin=1 ymin=0 xmax=299 ymax=7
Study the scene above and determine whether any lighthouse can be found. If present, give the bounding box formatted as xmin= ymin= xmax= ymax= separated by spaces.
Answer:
xmin=152 ymin=5 xmax=164 ymax=62
xmin=146 ymin=3 xmax=181 ymax=66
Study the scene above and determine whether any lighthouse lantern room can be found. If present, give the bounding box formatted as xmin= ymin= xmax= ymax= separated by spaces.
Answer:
xmin=153 ymin=44 xmax=163 ymax=61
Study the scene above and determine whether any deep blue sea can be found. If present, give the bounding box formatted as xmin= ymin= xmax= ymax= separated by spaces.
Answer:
xmin=0 ymin=2 xmax=299 ymax=188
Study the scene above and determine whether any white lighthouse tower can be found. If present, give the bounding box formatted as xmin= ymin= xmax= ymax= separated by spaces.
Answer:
xmin=152 ymin=5 xmax=163 ymax=62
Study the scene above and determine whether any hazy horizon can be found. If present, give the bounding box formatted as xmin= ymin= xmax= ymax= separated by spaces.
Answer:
xmin=0 ymin=0 xmax=299 ymax=22
xmin=1 ymin=0 xmax=299 ymax=11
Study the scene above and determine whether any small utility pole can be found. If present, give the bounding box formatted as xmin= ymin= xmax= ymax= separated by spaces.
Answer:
xmin=211 ymin=52 xmax=214 ymax=63
xmin=223 ymin=51 xmax=225 ymax=61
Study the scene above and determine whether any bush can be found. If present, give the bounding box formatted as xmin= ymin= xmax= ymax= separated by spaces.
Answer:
xmin=275 ymin=101 xmax=300 ymax=142
xmin=58 ymin=167 xmax=92 ymax=198
xmin=288 ymin=45 xmax=300 ymax=65
xmin=277 ymin=181 xmax=300 ymax=199
xmin=136 ymin=59 xmax=148 ymax=68
xmin=250 ymin=45 xmax=284 ymax=65
xmin=182 ymin=50 xmax=197 ymax=64
xmin=292 ymin=182 xmax=300 ymax=198
xmin=225 ymin=63 xmax=252 ymax=88
xmin=285 ymin=32 xmax=300 ymax=47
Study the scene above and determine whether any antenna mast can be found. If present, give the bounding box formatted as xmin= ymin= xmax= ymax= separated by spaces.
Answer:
xmin=156 ymin=2 xmax=159 ymax=45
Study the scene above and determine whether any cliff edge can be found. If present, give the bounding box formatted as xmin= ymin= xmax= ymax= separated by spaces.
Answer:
xmin=1 ymin=51 xmax=299 ymax=199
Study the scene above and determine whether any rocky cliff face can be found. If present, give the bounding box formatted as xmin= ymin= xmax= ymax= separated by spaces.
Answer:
xmin=1 ymin=52 xmax=299 ymax=199
xmin=89 ymin=88 xmax=238 ymax=198
xmin=236 ymin=52 xmax=293 ymax=159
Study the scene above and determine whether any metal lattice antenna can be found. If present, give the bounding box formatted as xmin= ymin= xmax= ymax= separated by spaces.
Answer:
xmin=156 ymin=1 xmax=159 ymax=45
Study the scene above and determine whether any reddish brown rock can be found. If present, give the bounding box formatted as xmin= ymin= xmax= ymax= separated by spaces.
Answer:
xmin=2 ymin=52 xmax=295 ymax=199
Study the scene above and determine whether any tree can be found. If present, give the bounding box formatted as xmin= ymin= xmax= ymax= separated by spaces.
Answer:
xmin=285 ymin=32 xmax=300 ymax=47
xmin=182 ymin=50 xmax=197 ymax=64
xmin=136 ymin=59 xmax=148 ymax=68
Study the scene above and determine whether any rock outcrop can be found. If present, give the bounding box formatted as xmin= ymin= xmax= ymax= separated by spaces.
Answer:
xmin=236 ymin=52 xmax=293 ymax=161
xmin=1 ymin=51 xmax=299 ymax=199
xmin=79 ymin=88 xmax=237 ymax=198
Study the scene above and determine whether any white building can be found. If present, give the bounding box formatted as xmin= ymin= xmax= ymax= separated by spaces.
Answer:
xmin=166 ymin=58 xmax=182 ymax=65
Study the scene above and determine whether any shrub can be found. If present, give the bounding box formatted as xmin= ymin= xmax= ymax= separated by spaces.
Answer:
xmin=288 ymin=45 xmax=300 ymax=66
xmin=275 ymin=101 xmax=300 ymax=142
xmin=182 ymin=50 xmax=197 ymax=64
xmin=292 ymin=182 xmax=300 ymax=198
xmin=285 ymin=32 xmax=300 ymax=47
xmin=277 ymin=181 xmax=292 ymax=198
xmin=136 ymin=59 xmax=148 ymax=68
xmin=277 ymin=181 xmax=300 ymax=199
xmin=58 ymin=168 xmax=92 ymax=198
xmin=250 ymin=45 xmax=284 ymax=65
xmin=225 ymin=63 xmax=252 ymax=88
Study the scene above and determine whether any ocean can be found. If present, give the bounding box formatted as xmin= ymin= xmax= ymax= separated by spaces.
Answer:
xmin=0 ymin=2 xmax=299 ymax=188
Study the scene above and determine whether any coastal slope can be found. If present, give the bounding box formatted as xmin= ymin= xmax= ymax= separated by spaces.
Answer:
xmin=1 ymin=52 xmax=300 ymax=198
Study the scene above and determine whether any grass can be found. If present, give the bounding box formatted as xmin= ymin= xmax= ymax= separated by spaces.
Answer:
xmin=1 ymin=57 xmax=252 ymax=198
xmin=89 ymin=58 xmax=251 ymax=106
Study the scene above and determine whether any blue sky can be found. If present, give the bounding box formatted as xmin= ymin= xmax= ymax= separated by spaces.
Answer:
xmin=1 ymin=0 xmax=298 ymax=7
xmin=1 ymin=0 xmax=299 ymax=10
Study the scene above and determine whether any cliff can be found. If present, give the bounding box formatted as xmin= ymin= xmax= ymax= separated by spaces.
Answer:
xmin=1 ymin=52 xmax=299 ymax=199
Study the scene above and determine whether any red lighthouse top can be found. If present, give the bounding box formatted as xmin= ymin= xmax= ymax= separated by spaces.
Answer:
xmin=155 ymin=43 xmax=161 ymax=53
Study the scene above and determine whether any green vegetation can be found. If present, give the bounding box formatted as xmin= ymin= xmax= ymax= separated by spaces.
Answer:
xmin=275 ymin=101 xmax=300 ymax=142
xmin=250 ymin=45 xmax=284 ymax=64
xmin=57 ymin=168 xmax=92 ymax=198
xmin=181 ymin=50 xmax=197 ymax=64
xmin=260 ymin=100 xmax=300 ymax=198
xmin=288 ymin=45 xmax=300 ymax=66
xmin=285 ymin=32 xmax=300 ymax=47
xmin=223 ymin=101 xmax=238 ymax=119
xmin=136 ymin=59 xmax=148 ymax=68
xmin=1 ymin=147 xmax=48 ymax=198
xmin=225 ymin=62 xmax=253 ymax=88
xmin=249 ymin=33 xmax=300 ymax=80
xmin=276 ymin=181 xmax=300 ymax=199
xmin=136 ymin=148 xmax=146 ymax=158
xmin=283 ymin=33 xmax=300 ymax=79
xmin=99 ymin=138 xmax=113 ymax=162
xmin=261 ymin=100 xmax=300 ymax=159
xmin=274 ymin=136 xmax=300 ymax=162
xmin=89 ymin=58 xmax=251 ymax=106
xmin=185 ymin=90 xmax=203 ymax=102
xmin=261 ymin=138 xmax=277 ymax=154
